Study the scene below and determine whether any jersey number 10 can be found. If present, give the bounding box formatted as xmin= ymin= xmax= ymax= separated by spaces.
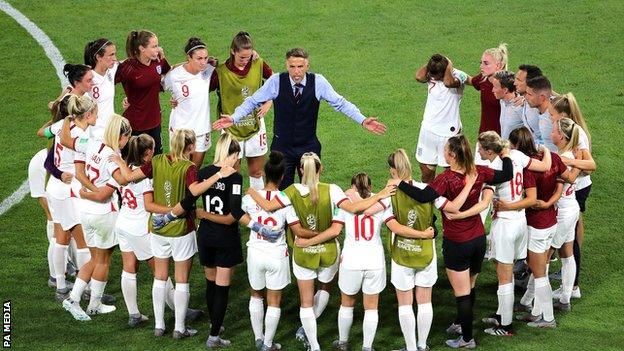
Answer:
xmin=354 ymin=214 xmax=375 ymax=241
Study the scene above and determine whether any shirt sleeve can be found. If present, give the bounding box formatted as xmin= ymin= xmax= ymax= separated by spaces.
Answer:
xmin=231 ymin=74 xmax=280 ymax=122
xmin=140 ymin=163 xmax=153 ymax=179
xmin=471 ymin=73 xmax=484 ymax=91
xmin=333 ymin=208 xmax=347 ymax=224
xmin=142 ymin=178 xmax=154 ymax=195
xmin=228 ymin=174 xmax=245 ymax=220
xmin=262 ymin=61 xmax=273 ymax=79
xmin=241 ymin=194 xmax=253 ymax=215
xmin=381 ymin=201 xmax=395 ymax=223
xmin=523 ymin=168 xmax=536 ymax=189
xmin=315 ymin=74 xmax=366 ymax=124
xmin=330 ymin=184 xmax=350 ymax=208
xmin=275 ymin=190 xmax=292 ymax=207
xmin=285 ymin=206 xmax=300 ymax=225
xmin=452 ymin=68 xmax=468 ymax=84
xmin=185 ymin=165 xmax=198 ymax=187
xmin=434 ymin=196 xmax=449 ymax=210
xmin=114 ymin=60 xmax=128 ymax=84
xmin=44 ymin=145 xmax=64 ymax=180
xmin=160 ymin=58 xmax=171 ymax=76
xmin=162 ymin=71 xmax=173 ymax=92
xmin=73 ymin=137 xmax=89 ymax=154
xmin=553 ymin=153 xmax=568 ymax=176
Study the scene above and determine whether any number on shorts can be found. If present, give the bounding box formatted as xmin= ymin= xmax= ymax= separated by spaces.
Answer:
xmin=92 ymin=86 xmax=100 ymax=99
xmin=510 ymin=172 xmax=523 ymax=200
xmin=564 ymin=184 xmax=575 ymax=196
xmin=54 ymin=143 xmax=63 ymax=167
xmin=256 ymin=215 xmax=278 ymax=240
xmin=121 ymin=188 xmax=138 ymax=209
xmin=259 ymin=133 xmax=267 ymax=147
xmin=205 ymin=195 xmax=224 ymax=215
xmin=86 ymin=164 xmax=100 ymax=184
xmin=353 ymin=214 xmax=375 ymax=241
xmin=181 ymin=84 xmax=189 ymax=97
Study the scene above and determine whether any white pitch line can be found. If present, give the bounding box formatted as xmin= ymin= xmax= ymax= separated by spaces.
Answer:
xmin=0 ymin=0 xmax=67 ymax=216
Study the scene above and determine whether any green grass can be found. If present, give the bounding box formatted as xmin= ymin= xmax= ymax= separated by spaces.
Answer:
xmin=1 ymin=0 xmax=624 ymax=350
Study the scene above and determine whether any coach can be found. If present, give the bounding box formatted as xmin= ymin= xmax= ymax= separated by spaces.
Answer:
xmin=213 ymin=47 xmax=386 ymax=189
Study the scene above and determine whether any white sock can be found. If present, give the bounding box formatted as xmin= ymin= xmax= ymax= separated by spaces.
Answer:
xmin=68 ymin=237 xmax=78 ymax=267
xmin=313 ymin=290 xmax=330 ymax=318
xmin=165 ymin=277 xmax=175 ymax=310
xmin=535 ymin=277 xmax=554 ymax=321
xmin=520 ymin=273 xmax=535 ymax=306
xmin=249 ymin=176 xmax=265 ymax=190
xmin=497 ymin=283 xmax=514 ymax=326
xmin=560 ymin=257 xmax=576 ymax=304
xmin=46 ymin=221 xmax=55 ymax=277
xmin=249 ymin=297 xmax=265 ymax=341
xmin=338 ymin=306 xmax=354 ymax=342
xmin=264 ymin=306 xmax=281 ymax=348
xmin=53 ymin=243 xmax=68 ymax=290
xmin=300 ymin=307 xmax=319 ymax=350
xmin=76 ymin=248 xmax=90 ymax=270
xmin=362 ymin=309 xmax=378 ymax=349
xmin=152 ymin=279 xmax=167 ymax=330
xmin=88 ymin=279 xmax=107 ymax=308
xmin=69 ymin=277 xmax=89 ymax=303
xmin=121 ymin=271 xmax=139 ymax=315
xmin=398 ymin=305 xmax=417 ymax=351
xmin=174 ymin=283 xmax=190 ymax=332
xmin=416 ymin=303 xmax=433 ymax=349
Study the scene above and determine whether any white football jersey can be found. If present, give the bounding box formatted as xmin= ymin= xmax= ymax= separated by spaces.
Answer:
xmin=46 ymin=121 xmax=88 ymax=200
xmin=242 ymin=190 xmax=288 ymax=258
xmin=116 ymin=166 xmax=152 ymax=235
xmin=164 ymin=65 xmax=214 ymax=135
xmin=88 ymin=62 xmax=119 ymax=140
xmin=421 ymin=69 xmax=465 ymax=137
xmin=336 ymin=200 xmax=387 ymax=270
xmin=576 ymin=128 xmax=592 ymax=190
xmin=75 ymin=139 xmax=120 ymax=214
xmin=557 ymin=151 xmax=578 ymax=210
xmin=489 ymin=149 xmax=532 ymax=219
xmin=499 ymin=99 xmax=525 ymax=140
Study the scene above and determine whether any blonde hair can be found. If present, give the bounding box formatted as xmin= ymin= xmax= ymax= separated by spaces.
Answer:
xmin=387 ymin=148 xmax=412 ymax=181
xmin=170 ymin=129 xmax=196 ymax=162
xmin=556 ymin=118 xmax=580 ymax=153
xmin=552 ymin=93 xmax=591 ymax=145
xmin=478 ymin=131 xmax=509 ymax=154
xmin=66 ymin=94 xmax=97 ymax=120
xmin=484 ymin=43 xmax=508 ymax=71
xmin=300 ymin=152 xmax=321 ymax=204
xmin=103 ymin=114 xmax=132 ymax=151
xmin=213 ymin=133 xmax=241 ymax=165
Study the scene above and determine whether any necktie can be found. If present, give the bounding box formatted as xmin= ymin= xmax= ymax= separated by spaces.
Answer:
xmin=294 ymin=83 xmax=303 ymax=103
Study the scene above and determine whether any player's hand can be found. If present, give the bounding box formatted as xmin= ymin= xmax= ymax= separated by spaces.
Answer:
xmin=377 ymin=184 xmax=396 ymax=199
xmin=169 ymin=97 xmax=179 ymax=109
xmin=153 ymin=212 xmax=176 ymax=230
xmin=362 ymin=117 xmax=387 ymax=135
xmin=219 ymin=165 xmax=236 ymax=178
xmin=122 ymin=97 xmax=130 ymax=111
xmin=495 ymin=199 xmax=512 ymax=211
xmin=251 ymin=50 xmax=259 ymax=61
xmin=108 ymin=153 xmax=125 ymax=166
xmin=78 ymin=187 xmax=89 ymax=198
xmin=532 ymin=200 xmax=548 ymax=210
xmin=294 ymin=237 xmax=310 ymax=248
xmin=157 ymin=47 xmax=165 ymax=60
xmin=511 ymin=94 xmax=525 ymax=107
xmin=212 ymin=115 xmax=234 ymax=130
xmin=257 ymin=101 xmax=272 ymax=118
xmin=423 ymin=226 xmax=435 ymax=238
xmin=386 ymin=178 xmax=401 ymax=188
xmin=61 ymin=172 xmax=73 ymax=184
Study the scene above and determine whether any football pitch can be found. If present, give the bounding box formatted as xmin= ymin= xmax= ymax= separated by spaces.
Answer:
xmin=1 ymin=0 xmax=623 ymax=350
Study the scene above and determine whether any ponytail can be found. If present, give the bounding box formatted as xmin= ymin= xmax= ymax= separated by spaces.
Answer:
xmin=229 ymin=31 xmax=253 ymax=60
xmin=387 ymin=148 xmax=412 ymax=180
xmin=84 ymin=38 xmax=112 ymax=68
xmin=103 ymin=114 xmax=132 ymax=152
xmin=484 ymin=43 xmax=508 ymax=71
xmin=213 ymin=133 xmax=241 ymax=165
xmin=478 ymin=131 xmax=509 ymax=154
xmin=552 ymin=92 xmax=591 ymax=145
xmin=66 ymin=94 xmax=97 ymax=121
xmin=300 ymin=152 xmax=321 ymax=204
xmin=170 ymin=129 xmax=196 ymax=162
xmin=125 ymin=134 xmax=154 ymax=167
xmin=509 ymin=127 xmax=538 ymax=157
xmin=125 ymin=30 xmax=155 ymax=59
xmin=264 ymin=151 xmax=285 ymax=186
xmin=63 ymin=63 xmax=91 ymax=87
xmin=446 ymin=135 xmax=475 ymax=174
xmin=556 ymin=118 xmax=580 ymax=153
xmin=351 ymin=172 xmax=372 ymax=199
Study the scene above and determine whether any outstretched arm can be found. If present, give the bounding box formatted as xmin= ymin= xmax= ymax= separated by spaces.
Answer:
xmin=339 ymin=185 xmax=395 ymax=214
xmin=386 ymin=219 xmax=435 ymax=239
xmin=294 ymin=222 xmax=343 ymax=247
xmin=445 ymin=188 xmax=494 ymax=220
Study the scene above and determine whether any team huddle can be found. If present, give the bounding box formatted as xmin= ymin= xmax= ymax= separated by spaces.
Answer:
xmin=26 ymin=28 xmax=595 ymax=351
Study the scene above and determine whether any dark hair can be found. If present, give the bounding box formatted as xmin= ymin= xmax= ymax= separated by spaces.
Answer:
xmin=509 ymin=127 xmax=538 ymax=157
xmin=184 ymin=37 xmax=206 ymax=56
xmin=264 ymin=151 xmax=285 ymax=186
xmin=446 ymin=134 xmax=475 ymax=174
xmin=50 ymin=95 xmax=70 ymax=122
xmin=63 ymin=63 xmax=91 ymax=87
xmin=518 ymin=64 xmax=543 ymax=80
xmin=526 ymin=75 xmax=551 ymax=93
xmin=84 ymin=38 xmax=113 ymax=68
xmin=230 ymin=31 xmax=253 ymax=54
xmin=426 ymin=54 xmax=449 ymax=81
xmin=286 ymin=47 xmax=308 ymax=59
xmin=493 ymin=71 xmax=516 ymax=92
xmin=125 ymin=30 xmax=156 ymax=59
xmin=126 ymin=134 xmax=155 ymax=167
xmin=351 ymin=172 xmax=372 ymax=199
